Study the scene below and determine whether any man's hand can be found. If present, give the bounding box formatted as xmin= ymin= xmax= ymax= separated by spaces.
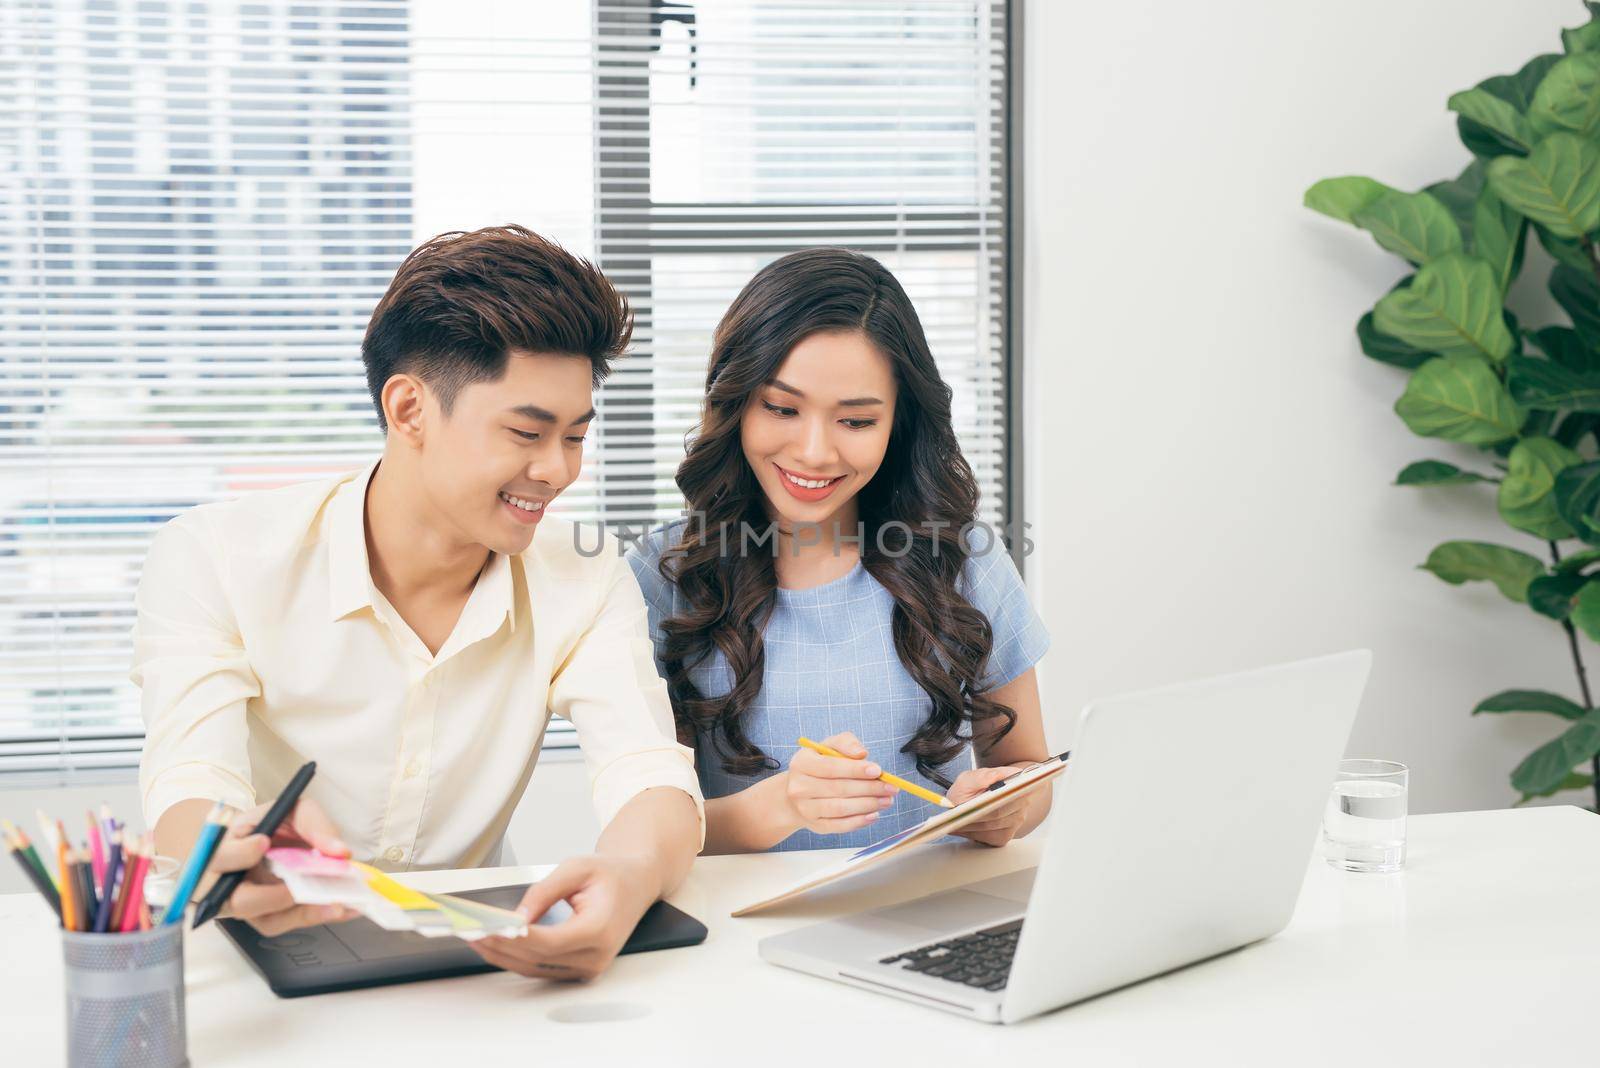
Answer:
xmin=946 ymin=766 xmax=1029 ymax=848
xmin=206 ymin=796 xmax=358 ymax=936
xmin=466 ymin=853 xmax=660 ymax=981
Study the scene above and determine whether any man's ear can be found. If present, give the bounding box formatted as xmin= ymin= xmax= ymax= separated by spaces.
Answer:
xmin=382 ymin=373 xmax=428 ymax=446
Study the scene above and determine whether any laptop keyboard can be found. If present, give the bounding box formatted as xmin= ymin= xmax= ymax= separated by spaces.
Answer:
xmin=877 ymin=917 xmax=1022 ymax=992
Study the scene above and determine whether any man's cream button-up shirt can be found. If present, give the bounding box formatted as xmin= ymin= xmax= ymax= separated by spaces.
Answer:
xmin=132 ymin=462 xmax=703 ymax=871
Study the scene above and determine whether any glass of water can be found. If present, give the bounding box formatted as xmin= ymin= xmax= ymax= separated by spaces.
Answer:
xmin=1322 ymin=759 xmax=1407 ymax=873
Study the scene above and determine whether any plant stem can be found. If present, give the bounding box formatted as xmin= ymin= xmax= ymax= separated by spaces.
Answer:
xmin=1548 ymin=541 xmax=1600 ymax=811
xmin=1570 ymin=242 xmax=1600 ymax=807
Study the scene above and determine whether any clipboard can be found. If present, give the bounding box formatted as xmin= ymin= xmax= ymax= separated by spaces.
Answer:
xmin=731 ymin=753 xmax=1069 ymax=917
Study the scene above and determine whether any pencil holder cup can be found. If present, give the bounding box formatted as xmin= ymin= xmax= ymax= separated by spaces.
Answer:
xmin=62 ymin=923 xmax=188 ymax=1068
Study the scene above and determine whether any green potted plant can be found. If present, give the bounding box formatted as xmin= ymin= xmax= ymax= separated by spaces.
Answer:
xmin=1305 ymin=4 xmax=1600 ymax=810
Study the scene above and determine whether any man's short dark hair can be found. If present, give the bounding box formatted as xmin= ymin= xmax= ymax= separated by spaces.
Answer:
xmin=362 ymin=225 xmax=631 ymax=430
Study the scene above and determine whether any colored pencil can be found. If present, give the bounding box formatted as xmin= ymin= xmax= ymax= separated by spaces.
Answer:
xmin=87 ymin=812 xmax=105 ymax=889
xmin=92 ymin=831 xmax=124 ymax=933
xmin=66 ymin=850 xmax=82 ymax=931
xmin=108 ymin=843 xmax=134 ymax=931
xmin=98 ymin=807 xmax=118 ymax=896
xmin=2 ymin=819 xmax=56 ymax=892
xmin=74 ymin=851 xmax=96 ymax=932
xmin=24 ymin=837 xmax=55 ymax=892
xmin=796 ymin=736 xmax=954 ymax=808
xmin=118 ymin=841 xmax=152 ymax=933
xmin=57 ymin=838 xmax=75 ymax=931
xmin=4 ymin=829 xmax=61 ymax=921
xmin=162 ymin=802 xmax=230 ymax=926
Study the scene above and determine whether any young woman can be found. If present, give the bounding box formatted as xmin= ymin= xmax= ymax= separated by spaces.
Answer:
xmin=627 ymin=248 xmax=1052 ymax=853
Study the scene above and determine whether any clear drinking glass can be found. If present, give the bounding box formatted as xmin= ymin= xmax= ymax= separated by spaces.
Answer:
xmin=1322 ymin=759 xmax=1408 ymax=873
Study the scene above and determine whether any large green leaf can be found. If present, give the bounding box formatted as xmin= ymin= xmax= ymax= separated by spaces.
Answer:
xmin=1419 ymin=541 xmax=1545 ymax=602
xmin=1499 ymin=437 xmax=1582 ymax=538
xmin=1304 ymin=176 xmax=1395 ymax=224
xmin=1457 ymin=54 xmax=1564 ymax=158
xmin=1425 ymin=161 xmax=1487 ymax=247
xmin=1565 ymin=16 xmax=1600 ymax=54
xmin=1555 ymin=461 xmax=1600 ymax=545
xmin=1510 ymin=709 xmax=1600 ymax=795
xmin=1356 ymin=311 xmax=1433 ymax=369
xmin=1529 ymin=53 xmax=1600 ymax=138
xmin=1507 ymin=354 xmax=1600 ymax=411
xmin=1555 ymin=411 xmax=1600 ymax=450
xmin=1535 ymin=224 xmax=1595 ymax=271
xmin=1528 ymin=572 xmax=1588 ymax=619
xmin=1394 ymin=355 xmax=1523 ymax=444
xmin=1474 ymin=689 xmax=1587 ymax=718
xmin=1373 ymin=254 xmax=1512 ymax=361
xmin=1351 ymin=191 xmax=1464 ymax=265
xmin=1519 ymin=406 xmax=1556 ymax=443
xmin=1575 ymin=579 xmax=1600 ymax=639
xmin=1354 ymin=273 xmax=1435 ymax=370
xmin=1551 ymin=264 xmax=1600 ymax=350
xmin=1504 ymin=307 xmax=1526 ymax=359
xmin=1528 ymin=325 xmax=1600 ymax=372
xmin=1395 ymin=460 xmax=1494 ymax=486
xmin=1458 ymin=117 xmax=1523 ymax=159
xmin=1484 ymin=53 xmax=1565 ymax=111
xmin=1517 ymin=771 xmax=1596 ymax=805
xmin=1472 ymin=186 xmax=1528 ymax=293
xmin=1486 ymin=133 xmax=1600 ymax=239
xmin=1556 ymin=546 xmax=1600 ymax=572
xmin=1448 ymin=88 xmax=1536 ymax=151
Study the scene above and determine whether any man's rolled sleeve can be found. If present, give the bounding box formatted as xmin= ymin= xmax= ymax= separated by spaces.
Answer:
xmin=548 ymin=553 xmax=706 ymax=846
xmin=132 ymin=517 xmax=260 ymax=829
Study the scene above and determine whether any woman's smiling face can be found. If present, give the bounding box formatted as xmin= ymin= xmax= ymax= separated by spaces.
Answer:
xmin=740 ymin=328 xmax=897 ymax=528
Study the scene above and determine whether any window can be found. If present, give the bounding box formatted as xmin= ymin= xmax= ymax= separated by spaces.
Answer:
xmin=0 ymin=0 xmax=1014 ymax=778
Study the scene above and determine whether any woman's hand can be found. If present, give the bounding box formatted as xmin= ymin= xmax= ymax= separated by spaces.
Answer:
xmin=946 ymin=766 xmax=1029 ymax=847
xmin=206 ymin=797 xmax=358 ymax=936
xmin=779 ymin=731 xmax=896 ymax=836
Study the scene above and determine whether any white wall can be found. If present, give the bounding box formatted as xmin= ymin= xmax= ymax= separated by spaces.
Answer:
xmin=1023 ymin=0 xmax=1590 ymax=815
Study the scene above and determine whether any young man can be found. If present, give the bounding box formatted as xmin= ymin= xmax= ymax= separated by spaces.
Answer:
xmin=133 ymin=225 xmax=703 ymax=980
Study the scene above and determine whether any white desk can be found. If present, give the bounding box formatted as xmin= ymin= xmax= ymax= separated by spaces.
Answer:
xmin=3 ymin=807 xmax=1596 ymax=1066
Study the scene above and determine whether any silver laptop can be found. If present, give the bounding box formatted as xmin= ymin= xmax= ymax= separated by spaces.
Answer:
xmin=758 ymin=650 xmax=1372 ymax=1023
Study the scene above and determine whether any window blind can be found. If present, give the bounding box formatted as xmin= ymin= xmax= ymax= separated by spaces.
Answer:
xmin=0 ymin=0 xmax=1013 ymax=779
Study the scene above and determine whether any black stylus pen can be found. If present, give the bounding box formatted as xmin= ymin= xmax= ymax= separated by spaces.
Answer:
xmin=191 ymin=760 xmax=317 ymax=928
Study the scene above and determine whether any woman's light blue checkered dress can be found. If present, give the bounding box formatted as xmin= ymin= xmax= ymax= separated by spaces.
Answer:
xmin=626 ymin=521 xmax=1050 ymax=851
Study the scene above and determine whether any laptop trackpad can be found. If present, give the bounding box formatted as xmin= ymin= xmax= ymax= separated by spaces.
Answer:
xmin=872 ymin=888 xmax=1024 ymax=932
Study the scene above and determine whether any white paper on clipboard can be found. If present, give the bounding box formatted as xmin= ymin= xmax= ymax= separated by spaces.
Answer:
xmin=730 ymin=755 xmax=1068 ymax=917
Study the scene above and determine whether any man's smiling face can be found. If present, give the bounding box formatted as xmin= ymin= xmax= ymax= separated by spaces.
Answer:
xmin=415 ymin=350 xmax=595 ymax=555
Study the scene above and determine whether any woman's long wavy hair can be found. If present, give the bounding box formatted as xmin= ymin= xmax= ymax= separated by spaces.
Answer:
xmin=654 ymin=247 xmax=1016 ymax=787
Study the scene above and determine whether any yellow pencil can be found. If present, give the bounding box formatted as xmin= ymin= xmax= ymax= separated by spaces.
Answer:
xmin=796 ymin=737 xmax=954 ymax=808
xmin=57 ymin=837 xmax=75 ymax=931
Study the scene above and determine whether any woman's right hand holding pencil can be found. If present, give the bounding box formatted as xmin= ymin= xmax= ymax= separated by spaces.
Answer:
xmin=779 ymin=732 xmax=897 ymax=836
